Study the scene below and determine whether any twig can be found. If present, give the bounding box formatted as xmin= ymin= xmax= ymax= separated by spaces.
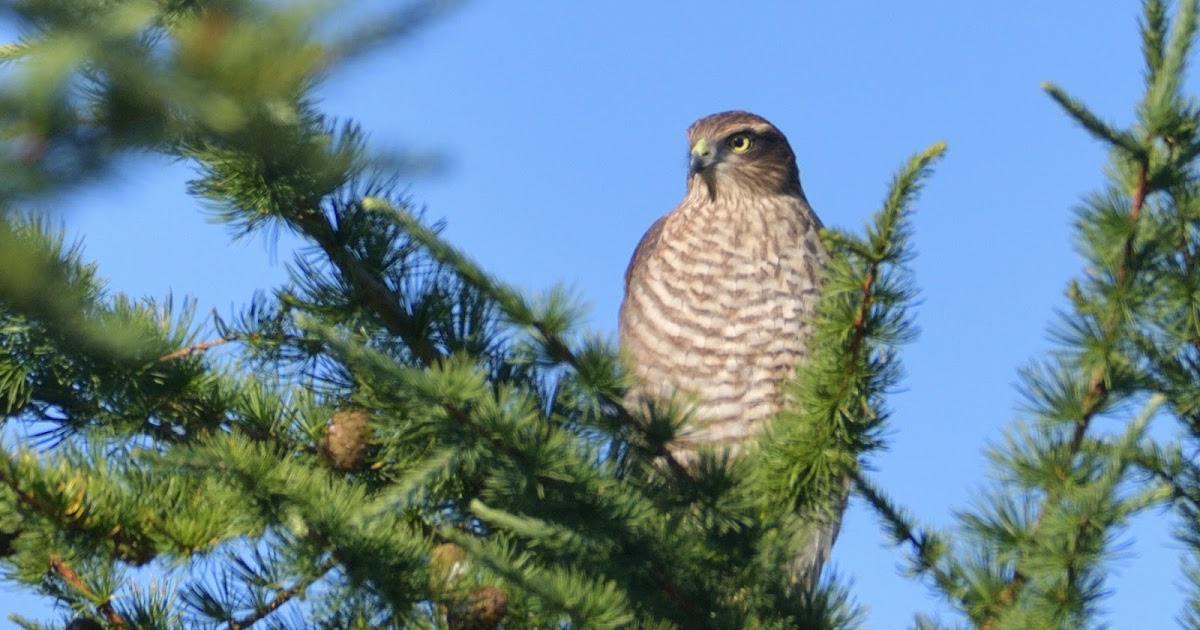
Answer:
xmin=228 ymin=560 xmax=335 ymax=630
xmin=50 ymin=557 xmax=125 ymax=628
xmin=838 ymin=265 xmax=878 ymax=399
xmin=293 ymin=211 xmax=443 ymax=366
xmin=158 ymin=337 xmax=229 ymax=362
xmin=851 ymin=469 xmax=925 ymax=559
xmin=535 ymin=326 xmax=692 ymax=480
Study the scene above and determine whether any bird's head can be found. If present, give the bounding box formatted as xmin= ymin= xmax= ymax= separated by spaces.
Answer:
xmin=685 ymin=111 xmax=803 ymax=200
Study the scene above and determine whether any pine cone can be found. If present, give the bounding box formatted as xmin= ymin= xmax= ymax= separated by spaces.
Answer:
xmin=448 ymin=586 xmax=508 ymax=630
xmin=317 ymin=409 xmax=371 ymax=471
xmin=429 ymin=542 xmax=468 ymax=595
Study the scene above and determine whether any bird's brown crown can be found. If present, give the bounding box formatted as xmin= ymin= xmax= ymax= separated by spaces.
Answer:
xmin=685 ymin=111 xmax=802 ymax=198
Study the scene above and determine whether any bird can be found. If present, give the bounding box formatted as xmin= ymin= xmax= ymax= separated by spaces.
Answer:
xmin=618 ymin=111 xmax=835 ymax=579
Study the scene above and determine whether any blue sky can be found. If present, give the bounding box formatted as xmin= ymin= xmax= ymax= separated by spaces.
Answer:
xmin=1 ymin=1 xmax=1189 ymax=626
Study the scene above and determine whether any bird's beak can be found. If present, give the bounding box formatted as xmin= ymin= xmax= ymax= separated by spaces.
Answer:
xmin=689 ymin=138 xmax=716 ymax=175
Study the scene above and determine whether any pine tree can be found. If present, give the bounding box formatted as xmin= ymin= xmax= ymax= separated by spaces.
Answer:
xmin=12 ymin=0 xmax=1200 ymax=629
xmin=0 ymin=2 xmax=939 ymax=627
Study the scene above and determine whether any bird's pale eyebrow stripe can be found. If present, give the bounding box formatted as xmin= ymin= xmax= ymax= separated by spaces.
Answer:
xmin=741 ymin=123 xmax=774 ymax=135
xmin=722 ymin=125 xmax=778 ymax=143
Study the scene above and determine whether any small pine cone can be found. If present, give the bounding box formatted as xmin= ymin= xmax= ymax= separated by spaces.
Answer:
xmin=448 ymin=586 xmax=508 ymax=630
xmin=318 ymin=409 xmax=371 ymax=471
xmin=429 ymin=542 xmax=468 ymax=594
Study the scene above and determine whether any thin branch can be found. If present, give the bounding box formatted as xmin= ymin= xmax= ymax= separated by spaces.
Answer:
xmin=851 ymin=469 xmax=926 ymax=561
xmin=835 ymin=263 xmax=879 ymax=404
xmin=292 ymin=210 xmax=444 ymax=366
xmin=49 ymin=557 xmax=125 ymax=628
xmin=227 ymin=560 xmax=336 ymax=630
xmin=533 ymin=324 xmax=691 ymax=480
xmin=158 ymin=337 xmax=229 ymax=362
xmin=368 ymin=198 xmax=695 ymax=481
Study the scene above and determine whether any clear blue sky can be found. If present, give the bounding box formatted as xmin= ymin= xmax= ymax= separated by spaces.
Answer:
xmin=2 ymin=1 xmax=1188 ymax=626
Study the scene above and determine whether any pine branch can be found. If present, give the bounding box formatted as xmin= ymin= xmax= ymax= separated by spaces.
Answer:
xmin=158 ymin=337 xmax=229 ymax=362
xmin=1142 ymin=0 xmax=1168 ymax=84
xmin=441 ymin=529 xmax=638 ymax=629
xmin=974 ymin=5 xmax=1199 ymax=619
xmin=291 ymin=209 xmax=445 ymax=366
xmin=1146 ymin=0 xmax=1199 ymax=119
xmin=1041 ymin=83 xmax=1146 ymax=159
xmin=319 ymin=329 xmax=703 ymax=618
xmin=365 ymin=197 xmax=694 ymax=480
xmin=467 ymin=499 xmax=697 ymax=619
xmin=1070 ymin=161 xmax=1149 ymax=451
xmin=533 ymin=327 xmax=694 ymax=481
xmin=49 ymin=557 xmax=125 ymax=628
xmin=0 ymin=455 xmax=62 ymax=521
xmin=756 ymin=141 xmax=945 ymax=518
xmin=851 ymin=470 xmax=948 ymax=584
xmin=227 ymin=560 xmax=336 ymax=630
xmin=988 ymin=113 xmax=1152 ymax=630
xmin=173 ymin=433 xmax=430 ymax=612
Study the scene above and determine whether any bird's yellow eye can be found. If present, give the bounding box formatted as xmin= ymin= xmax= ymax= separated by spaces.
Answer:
xmin=727 ymin=133 xmax=754 ymax=154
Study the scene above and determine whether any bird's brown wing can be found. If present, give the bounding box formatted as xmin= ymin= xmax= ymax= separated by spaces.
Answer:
xmin=624 ymin=214 xmax=668 ymax=289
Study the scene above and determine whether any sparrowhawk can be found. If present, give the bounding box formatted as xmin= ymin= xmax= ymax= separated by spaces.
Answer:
xmin=619 ymin=110 xmax=836 ymax=579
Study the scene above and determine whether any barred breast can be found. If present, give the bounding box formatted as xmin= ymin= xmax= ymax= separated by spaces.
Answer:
xmin=619 ymin=190 xmax=825 ymax=460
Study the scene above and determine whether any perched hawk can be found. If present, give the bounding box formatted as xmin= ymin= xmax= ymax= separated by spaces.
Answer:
xmin=619 ymin=111 xmax=835 ymax=577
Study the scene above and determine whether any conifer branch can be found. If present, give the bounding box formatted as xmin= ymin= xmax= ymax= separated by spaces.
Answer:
xmin=1142 ymin=0 xmax=1168 ymax=84
xmin=227 ymin=560 xmax=335 ymax=630
xmin=49 ymin=557 xmax=125 ymax=628
xmin=975 ymin=5 xmax=1200 ymax=624
xmin=850 ymin=470 xmax=946 ymax=581
xmin=532 ymin=327 xmax=693 ymax=480
xmin=466 ymin=500 xmax=696 ymax=618
xmin=756 ymin=141 xmax=944 ymax=517
xmin=158 ymin=337 xmax=229 ymax=362
xmin=314 ymin=323 xmax=701 ymax=621
xmin=990 ymin=159 xmax=1150 ymax=620
xmin=0 ymin=458 xmax=60 ymax=521
xmin=1041 ymin=84 xmax=1146 ymax=159
xmin=365 ymin=197 xmax=694 ymax=479
xmin=441 ymin=528 xmax=640 ymax=627
xmin=291 ymin=210 xmax=445 ymax=366
xmin=1069 ymin=161 xmax=1148 ymax=451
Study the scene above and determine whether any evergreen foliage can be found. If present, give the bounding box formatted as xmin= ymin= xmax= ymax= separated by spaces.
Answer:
xmin=6 ymin=0 xmax=1199 ymax=628
xmin=0 ymin=1 xmax=938 ymax=627
xmin=857 ymin=1 xmax=1200 ymax=628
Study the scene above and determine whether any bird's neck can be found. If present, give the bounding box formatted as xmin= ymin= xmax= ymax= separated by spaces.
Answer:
xmin=685 ymin=178 xmax=807 ymax=207
xmin=680 ymin=186 xmax=813 ymax=223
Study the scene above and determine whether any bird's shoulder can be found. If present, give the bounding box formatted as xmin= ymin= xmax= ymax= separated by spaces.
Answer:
xmin=624 ymin=212 xmax=670 ymax=289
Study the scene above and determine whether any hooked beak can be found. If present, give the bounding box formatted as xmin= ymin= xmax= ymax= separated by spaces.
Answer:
xmin=689 ymin=137 xmax=717 ymax=175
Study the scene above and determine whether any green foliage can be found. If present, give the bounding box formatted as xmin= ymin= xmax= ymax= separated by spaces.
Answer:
xmin=755 ymin=141 xmax=943 ymax=520
xmin=0 ymin=0 xmax=940 ymax=628
xmin=20 ymin=0 xmax=1200 ymax=626
xmin=853 ymin=1 xmax=1200 ymax=628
